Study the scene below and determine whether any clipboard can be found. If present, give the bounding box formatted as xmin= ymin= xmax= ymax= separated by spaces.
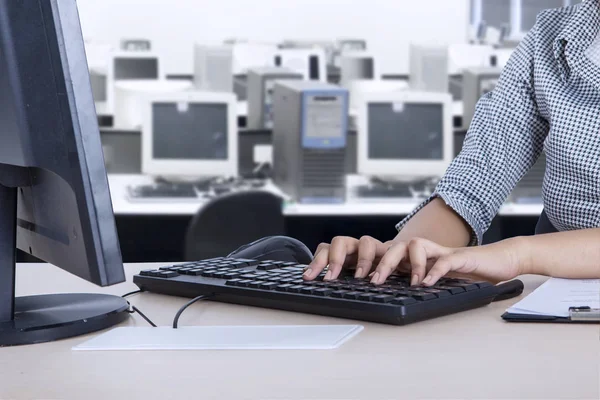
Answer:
xmin=502 ymin=307 xmax=600 ymax=324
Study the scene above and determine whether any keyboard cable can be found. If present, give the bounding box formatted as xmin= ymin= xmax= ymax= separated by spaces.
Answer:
xmin=172 ymin=294 xmax=214 ymax=329
xmin=120 ymin=289 xmax=157 ymax=328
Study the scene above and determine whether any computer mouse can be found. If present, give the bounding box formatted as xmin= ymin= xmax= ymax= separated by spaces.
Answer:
xmin=228 ymin=236 xmax=313 ymax=265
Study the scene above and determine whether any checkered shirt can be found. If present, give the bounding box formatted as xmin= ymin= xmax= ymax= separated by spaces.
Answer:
xmin=397 ymin=0 xmax=600 ymax=245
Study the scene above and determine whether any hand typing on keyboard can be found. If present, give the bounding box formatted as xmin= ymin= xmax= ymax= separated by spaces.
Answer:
xmin=303 ymin=236 xmax=522 ymax=287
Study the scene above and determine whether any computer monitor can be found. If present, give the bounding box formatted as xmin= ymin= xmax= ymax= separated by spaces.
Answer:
xmin=0 ymin=0 xmax=129 ymax=347
xmin=339 ymin=51 xmax=377 ymax=89
xmin=409 ymin=44 xmax=449 ymax=93
xmin=273 ymin=48 xmax=327 ymax=82
xmin=105 ymin=51 xmax=162 ymax=114
xmin=193 ymin=44 xmax=234 ymax=92
xmin=357 ymin=91 xmax=453 ymax=180
xmin=141 ymin=92 xmax=238 ymax=179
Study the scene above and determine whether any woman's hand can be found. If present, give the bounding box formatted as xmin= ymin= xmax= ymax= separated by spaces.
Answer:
xmin=304 ymin=235 xmax=525 ymax=286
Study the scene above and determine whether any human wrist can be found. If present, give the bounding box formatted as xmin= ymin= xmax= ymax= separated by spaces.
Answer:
xmin=505 ymin=236 xmax=534 ymax=276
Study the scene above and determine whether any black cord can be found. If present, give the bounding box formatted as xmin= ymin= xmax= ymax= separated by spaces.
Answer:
xmin=127 ymin=304 xmax=158 ymax=327
xmin=172 ymin=294 xmax=213 ymax=329
xmin=122 ymin=289 xmax=143 ymax=298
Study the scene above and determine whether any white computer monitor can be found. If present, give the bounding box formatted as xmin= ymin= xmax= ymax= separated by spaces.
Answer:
xmin=141 ymin=91 xmax=238 ymax=179
xmin=357 ymin=91 xmax=453 ymax=180
xmin=273 ymin=47 xmax=327 ymax=82
xmin=105 ymin=51 xmax=162 ymax=114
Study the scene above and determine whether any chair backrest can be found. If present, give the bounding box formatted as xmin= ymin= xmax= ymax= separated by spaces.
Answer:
xmin=184 ymin=190 xmax=285 ymax=261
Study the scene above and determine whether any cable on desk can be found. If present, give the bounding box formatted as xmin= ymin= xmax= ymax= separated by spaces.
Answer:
xmin=127 ymin=303 xmax=157 ymax=328
xmin=122 ymin=289 xmax=144 ymax=298
xmin=172 ymin=294 xmax=214 ymax=329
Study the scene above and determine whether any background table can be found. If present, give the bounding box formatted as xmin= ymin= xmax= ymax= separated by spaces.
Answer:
xmin=2 ymin=263 xmax=598 ymax=400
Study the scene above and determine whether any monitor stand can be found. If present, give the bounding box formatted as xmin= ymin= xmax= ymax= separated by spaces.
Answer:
xmin=0 ymin=166 xmax=129 ymax=347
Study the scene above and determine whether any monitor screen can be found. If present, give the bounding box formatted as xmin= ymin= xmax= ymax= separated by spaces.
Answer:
xmin=114 ymin=58 xmax=159 ymax=80
xmin=152 ymin=102 xmax=228 ymax=160
xmin=368 ymin=102 xmax=444 ymax=160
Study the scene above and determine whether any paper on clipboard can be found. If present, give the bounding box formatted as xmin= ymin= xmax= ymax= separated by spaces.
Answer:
xmin=506 ymin=278 xmax=600 ymax=318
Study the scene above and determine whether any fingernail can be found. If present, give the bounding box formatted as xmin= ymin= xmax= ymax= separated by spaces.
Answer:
xmin=411 ymin=274 xmax=419 ymax=286
xmin=371 ymin=272 xmax=380 ymax=284
xmin=422 ymin=276 xmax=432 ymax=285
xmin=369 ymin=271 xmax=376 ymax=278
xmin=303 ymin=268 xmax=312 ymax=277
xmin=324 ymin=270 xmax=333 ymax=281
xmin=355 ymin=267 xmax=364 ymax=278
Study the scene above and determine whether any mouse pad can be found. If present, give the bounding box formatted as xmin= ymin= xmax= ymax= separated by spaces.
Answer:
xmin=72 ymin=325 xmax=364 ymax=351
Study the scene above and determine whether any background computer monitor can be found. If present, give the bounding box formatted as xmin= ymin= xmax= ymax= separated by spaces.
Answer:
xmin=141 ymin=92 xmax=238 ymax=179
xmin=462 ymin=66 xmax=502 ymax=128
xmin=0 ymin=0 xmax=128 ymax=346
xmin=273 ymin=47 xmax=327 ymax=82
xmin=357 ymin=91 xmax=453 ymax=180
xmin=105 ymin=52 xmax=162 ymax=113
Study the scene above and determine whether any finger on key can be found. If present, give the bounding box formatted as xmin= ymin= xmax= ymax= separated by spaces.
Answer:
xmin=371 ymin=242 xmax=409 ymax=285
xmin=325 ymin=237 xmax=358 ymax=281
xmin=408 ymin=238 xmax=429 ymax=286
xmin=422 ymin=255 xmax=462 ymax=286
xmin=355 ymin=236 xmax=382 ymax=278
xmin=304 ymin=243 xmax=330 ymax=280
xmin=411 ymin=239 xmax=454 ymax=286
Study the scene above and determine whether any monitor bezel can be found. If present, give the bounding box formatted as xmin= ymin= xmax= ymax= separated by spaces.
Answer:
xmin=357 ymin=90 xmax=454 ymax=179
xmin=273 ymin=47 xmax=327 ymax=82
xmin=141 ymin=91 xmax=238 ymax=178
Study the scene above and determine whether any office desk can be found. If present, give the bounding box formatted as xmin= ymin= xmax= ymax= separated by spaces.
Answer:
xmin=2 ymin=263 xmax=598 ymax=400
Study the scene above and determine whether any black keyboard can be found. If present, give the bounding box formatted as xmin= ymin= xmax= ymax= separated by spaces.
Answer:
xmin=133 ymin=257 xmax=505 ymax=325
xmin=356 ymin=184 xmax=414 ymax=198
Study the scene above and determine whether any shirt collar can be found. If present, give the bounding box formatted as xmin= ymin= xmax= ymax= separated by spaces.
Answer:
xmin=553 ymin=0 xmax=600 ymax=63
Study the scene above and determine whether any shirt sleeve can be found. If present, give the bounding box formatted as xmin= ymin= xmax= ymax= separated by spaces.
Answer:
xmin=396 ymin=24 xmax=549 ymax=246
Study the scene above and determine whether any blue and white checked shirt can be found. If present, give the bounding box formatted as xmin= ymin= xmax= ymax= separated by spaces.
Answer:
xmin=397 ymin=0 xmax=600 ymax=245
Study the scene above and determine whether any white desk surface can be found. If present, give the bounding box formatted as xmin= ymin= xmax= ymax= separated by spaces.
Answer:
xmin=3 ymin=263 xmax=598 ymax=400
xmin=109 ymin=174 xmax=544 ymax=217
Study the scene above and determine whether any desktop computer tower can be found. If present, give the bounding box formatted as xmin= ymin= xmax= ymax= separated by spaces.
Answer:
xmin=409 ymin=44 xmax=449 ymax=93
xmin=194 ymin=44 xmax=234 ymax=92
xmin=247 ymin=67 xmax=303 ymax=129
xmin=339 ymin=52 xmax=376 ymax=89
xmin=272 ymin=81 xmax=349 ymax=203
xmin=463 ymin=67 xmax=502 ymax=128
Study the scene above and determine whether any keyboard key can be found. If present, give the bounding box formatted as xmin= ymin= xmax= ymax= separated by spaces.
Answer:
xmin=139 ymin=269 xmax=155 ymax=276
xmin=358 ymin=293 xmax=373 ymax=302
xmin=247 ymin=281 xmax=264 ymax=288
xmin=392 ymin=297 xmax=418 ymax=306
xmin=235 ymin=279 xmax=253 ymax=287
xmin=434 ymin=285 xmax=465 ymax=294
xmin=178 ymin=268 xmax=193 ymax=274
xmin=342 ymin=291 xmax=361 ymax=300
xmin=235 ymin=259 xmax=259 ymax=267
xmin=313 ymin=288 xmax=334 ymax=297
xmin=287 ymin=285 xmax=305 ymax=293
xmin=275 ymin=284 xmax=294 ymax=292
xmin=279 ymin=278 xmax=295 ymax=284
xmin=372 ymin=294 xmax=395 ymax=303
xmin=422 ymin=289 xmax=451 ymax=298
xmin=159 ymin=265 xmax=176 ymax=270
xmin=229 ymin=261 xmax=249 ymax=268
xmin=300 ymin=287 xmax=317 ymax=295
xmin=223 ymin=273 xmax=242 ymax=279
xmin=225 ymin=279 xmax=243 ymax=286
xmin=330 ymin=290 xmax=348 ymax=298
xmin=256 ymin=264 xmax=282 ymax=271
xmin=292 ymin=280 xmax=305 ymax=285
xmin=474 ymin=281 xmax=494 ymax=289
xmin=407 ymin=292 xmax=437 ymax=301
xmin=159 ymin=271 xmax=179 ymax=278
xmin=186 ymin=269 xmax=203 ymax=276
xmin=168 ymin=266 xmax=184 ymax=271
xmin=446 ymin=282 xmax=479 ymax=291
xmin=282 ymin=262 xmax=298 ymax=266
xmin=258 ymin=282 xmax=279 ymax=290
xmin=240 ymin=274 xmax=258 ymax=279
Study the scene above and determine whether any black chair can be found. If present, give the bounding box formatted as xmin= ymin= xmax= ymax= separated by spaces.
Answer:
xmin=184 ymin=190 xmax=285 ymax=261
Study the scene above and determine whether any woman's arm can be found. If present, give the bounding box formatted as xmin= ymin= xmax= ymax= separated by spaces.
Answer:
xmin=518 ymin=229 xmax=600 ymax=279
xmin=400 ymin=230 xmax=600 ymax=287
